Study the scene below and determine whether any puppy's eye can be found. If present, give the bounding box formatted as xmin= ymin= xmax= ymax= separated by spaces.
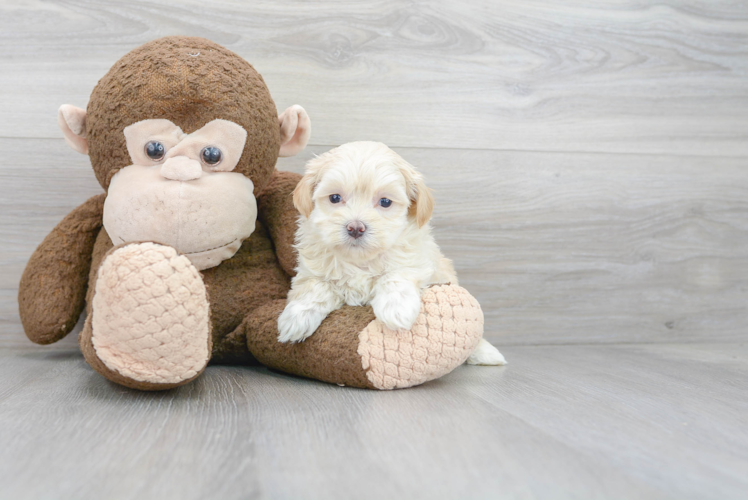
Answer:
xmin=378 ymin=198 xmax=392 ymax=208
xmin=329 ymin=194 xmax=342 ymax=204
xmin=144 ymin=141 xmax=166 ymax=161
xmin=201 ymin=146 xmax=222 ymax=166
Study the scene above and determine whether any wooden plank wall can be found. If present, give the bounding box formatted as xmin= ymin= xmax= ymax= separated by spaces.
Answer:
xmin=1 ymin=0 xmax=746 ymax=346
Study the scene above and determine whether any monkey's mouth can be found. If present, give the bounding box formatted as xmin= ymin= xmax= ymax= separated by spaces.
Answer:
xmin=108 ymin=236 xmax=239 ymax=254
xmin=183 ymin=238 xmax=240 ymax=256
xmin=181 ymin=238 xmax=246 ymax=270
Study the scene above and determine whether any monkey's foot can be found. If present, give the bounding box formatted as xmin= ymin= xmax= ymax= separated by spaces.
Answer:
xmin=357 ymin=284 xmax=484 ymax=390
xmin=245 ymin=284 xmax=484 ymax=390
xmin=80 ymin=242 xmax=211 ymax=390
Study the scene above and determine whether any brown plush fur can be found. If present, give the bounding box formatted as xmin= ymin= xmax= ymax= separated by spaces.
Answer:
xmin=18 ymin=194 xmax=105 ymax=344
xmin=257 ymin=169 xmax=304 ymax=276
xmin=86 ymin=37 xmax=280 ymax=195
xmin=245 ymin=301 xmax=377 ymax=389
xmin=17 ymin=37 xmax=380 ymax=389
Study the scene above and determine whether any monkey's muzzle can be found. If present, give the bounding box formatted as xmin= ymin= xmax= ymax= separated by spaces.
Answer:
xmin=103 ymin=164 xmax=257 ymax=270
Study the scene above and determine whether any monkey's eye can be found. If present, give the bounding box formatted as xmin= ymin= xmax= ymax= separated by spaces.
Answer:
xmin=378 ymin=198 xmax=392 ymax=208
xmin=201 ymin=146 xmax=222 ymax=166
xmin=329 ymin=194 xmax=342 ymax=204
xmin=144 ymin=141 xmax=166 ymax=161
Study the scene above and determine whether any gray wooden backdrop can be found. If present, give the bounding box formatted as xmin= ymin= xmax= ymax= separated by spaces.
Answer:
xmin=2 ymin=0 xmax=746 ymax=347
xmin=1 ymin=2 xmax=747 ymax=499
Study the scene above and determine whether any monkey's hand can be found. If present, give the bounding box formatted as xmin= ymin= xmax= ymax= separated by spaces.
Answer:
xmin=18 ymin=194 xmax=105 ymax=344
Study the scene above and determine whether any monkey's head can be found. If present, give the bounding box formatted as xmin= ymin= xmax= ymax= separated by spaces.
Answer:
xmin=57 ymin=37 xmax=310 ymax=269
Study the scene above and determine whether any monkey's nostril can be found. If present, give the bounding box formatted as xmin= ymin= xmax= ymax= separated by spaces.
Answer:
xmin=346 ymin=221 xmax=366 ymax=239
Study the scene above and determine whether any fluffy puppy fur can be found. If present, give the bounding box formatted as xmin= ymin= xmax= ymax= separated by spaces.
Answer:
xmin=278 ymin=141 xmax=505 ymax=366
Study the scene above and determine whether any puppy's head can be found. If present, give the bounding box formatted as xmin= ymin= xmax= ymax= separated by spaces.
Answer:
xmin=294 ymin=141 xmax=434 ymax=258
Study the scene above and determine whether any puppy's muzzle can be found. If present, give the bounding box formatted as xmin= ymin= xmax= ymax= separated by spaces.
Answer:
xmin=346 ymin=221 xmax=367 ymax=239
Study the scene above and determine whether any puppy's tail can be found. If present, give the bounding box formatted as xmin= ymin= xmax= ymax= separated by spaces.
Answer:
xmin=466 ymin=338 xmax=507 ymax=366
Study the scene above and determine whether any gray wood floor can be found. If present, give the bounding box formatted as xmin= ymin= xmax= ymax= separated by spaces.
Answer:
xmin=2 ymin=339 xmax=747 ymax=500
xmin=1 ymin=1 xmax=747 ymax=499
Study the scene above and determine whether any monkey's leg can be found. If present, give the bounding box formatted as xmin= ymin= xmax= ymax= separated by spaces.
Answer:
xmin=19 ymin=194 xmax=105 ymax=344
xmin=243 ymin=284 xmax=484 ymax=390
xmin=80 ymin=242 xmax=211 ymax=390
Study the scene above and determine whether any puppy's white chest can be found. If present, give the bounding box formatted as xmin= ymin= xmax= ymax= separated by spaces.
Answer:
xmin=333 ymin=273 xmax=380 ymax=307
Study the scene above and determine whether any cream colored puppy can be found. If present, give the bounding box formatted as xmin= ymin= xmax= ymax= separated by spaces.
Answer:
xmin=277 ymin=141 xmax=505 ymax=366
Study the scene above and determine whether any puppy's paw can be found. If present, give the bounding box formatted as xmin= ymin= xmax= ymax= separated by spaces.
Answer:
xmin=466 ymin=338 xmax=507 ymax=366
xmin=371 ymin=285 xmax=422 ymax=331
xmin=277 ymin=301 xmax=327 ymax=343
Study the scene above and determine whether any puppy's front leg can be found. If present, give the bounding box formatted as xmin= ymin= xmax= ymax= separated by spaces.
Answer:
xmin=371 ymin=277 xmax=422 ymax=332
xmin=277 ymin=279 xmax=343 ymax=343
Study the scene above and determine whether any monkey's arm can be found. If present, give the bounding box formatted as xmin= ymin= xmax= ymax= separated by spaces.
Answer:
xmin=257 ymin=169 xmax=302 ymax=277
xmin=18 ymin=194 xmax=106 ymax=344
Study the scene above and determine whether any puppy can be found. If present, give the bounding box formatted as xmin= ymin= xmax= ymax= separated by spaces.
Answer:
xmin=277 ymin=141 xmax=505 ymax=366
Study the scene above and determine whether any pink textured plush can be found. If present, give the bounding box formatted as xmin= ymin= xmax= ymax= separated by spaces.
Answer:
xmin=90 ymin=242 xmax=211 ymax=384
xmin=357 ymin=284 xmax=484 ymax=390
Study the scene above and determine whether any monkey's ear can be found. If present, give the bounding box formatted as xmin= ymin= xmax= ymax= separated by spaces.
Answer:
xmin=278 ymin=105 xmax=311 ymax=158
xmin=57 ymin=105 xmax=88 ymax=155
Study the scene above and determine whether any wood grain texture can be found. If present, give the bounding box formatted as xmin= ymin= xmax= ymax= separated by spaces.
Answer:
xmin=1 ymin=1 xmax=747 ymax=155
xmin=1 ymin=342 xmax=747 ymax=499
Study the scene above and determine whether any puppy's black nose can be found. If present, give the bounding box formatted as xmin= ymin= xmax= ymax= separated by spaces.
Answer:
xmin=346 ymin=221 xmax=367 ymax=239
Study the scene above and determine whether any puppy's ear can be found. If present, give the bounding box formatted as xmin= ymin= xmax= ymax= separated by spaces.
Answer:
xmin=409 ymin=176 xmax=434 ymax=227
xmin=293 ymin=173 xmax=315 ymax=218
xmin=396 ymin=156 xmax=434 ymax=227
xmin=294 ymin=152 xmax=333 ymax=218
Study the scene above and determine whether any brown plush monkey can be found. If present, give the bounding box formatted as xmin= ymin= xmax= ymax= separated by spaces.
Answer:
xmin=18 ymin=37 xmax=484 ymax=390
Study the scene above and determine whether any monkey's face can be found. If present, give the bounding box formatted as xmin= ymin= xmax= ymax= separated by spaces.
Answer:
xmin=56 ymin=37 xmax=311 ymax=270
xmin=102 ymin=118 xmax=257 ymax=270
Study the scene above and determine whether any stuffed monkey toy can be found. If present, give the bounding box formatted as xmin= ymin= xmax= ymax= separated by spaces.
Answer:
xmin=18 ymin=37 xmax=484 ymax=390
